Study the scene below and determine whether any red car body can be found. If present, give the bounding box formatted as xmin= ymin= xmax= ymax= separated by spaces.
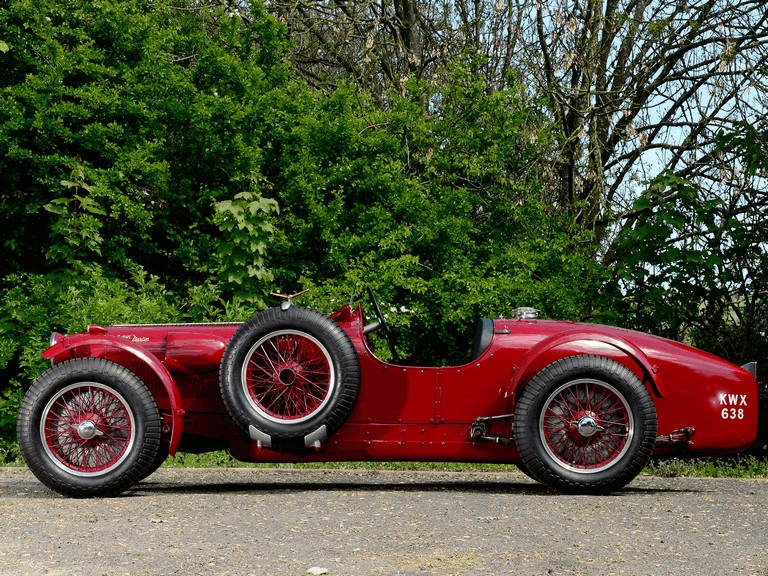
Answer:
xmin=19 ymin=298 xmax=758 ymax=497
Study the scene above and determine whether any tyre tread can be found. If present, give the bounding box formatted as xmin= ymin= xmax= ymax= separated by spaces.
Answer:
xmin=17 ymin=358 xmax=161 ymax=498
xmin=514 ymin=354 xmax=657 ymax=494
xmin=219 ymin=306 xmax=360 ymax=445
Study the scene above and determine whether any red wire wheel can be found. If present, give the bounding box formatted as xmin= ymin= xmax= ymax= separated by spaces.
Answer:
xmin=539 ymin=379 xmax=632 ymax=473
xmin=514 ymin=355 xmax=657 ymax=494
xmin=220 ymin=306 xmax=360 ymax=447
xmin=41 ymin=382 xmax=135 ymax=475
xmin=241 ymin=330 xmax=335 ymax=423
xmin=17 ymin=358 xmax=161 ymax=497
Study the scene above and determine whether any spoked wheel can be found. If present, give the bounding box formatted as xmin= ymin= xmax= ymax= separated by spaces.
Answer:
xmin=540 ymin=378 xmax=635 ymax=472
xmin=514 ymin=355 xmax=657 ymax=494
xmin=243 ymin=329 xmax=336 ymax=424
xmin=220 ymin=305 xmax=360 ymax=449
xmin=17 ymin=358 xmax=161 ymax=497
xmin=42 ymin=383 xmax=135 ymax=474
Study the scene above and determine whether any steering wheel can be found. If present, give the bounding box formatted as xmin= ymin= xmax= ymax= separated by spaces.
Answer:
xmin=364 ymin=286 xmax=399 ymax=362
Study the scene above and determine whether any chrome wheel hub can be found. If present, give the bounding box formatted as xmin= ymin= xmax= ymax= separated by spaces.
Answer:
xmin=575 ymin=416 xmax=599 ymax=438
xmin=74 ymin=420 xmax=102 ymax=440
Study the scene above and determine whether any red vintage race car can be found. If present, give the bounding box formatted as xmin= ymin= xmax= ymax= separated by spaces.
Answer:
xmin=17 ymin=289 xmax=758 ymax=497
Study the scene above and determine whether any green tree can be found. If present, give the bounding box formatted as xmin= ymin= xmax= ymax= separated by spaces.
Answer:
xmin=0 ymin=0 xmax=289 ymax=287
xmin=0 ymin=0 xmax=613 ymax=456
xmin=0 ymin=0 xmax=295 ymax=456
xmin=606 ymin=137 xmax=768 ymax=365
xmin=268 ymin=0 xmax=768 ymax=243
xmin=262 ymin=66 xmax=603 ymax=364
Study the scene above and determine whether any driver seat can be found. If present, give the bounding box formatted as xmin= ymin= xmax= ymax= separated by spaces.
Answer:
xmin=470 ymin=318 xmax=494 ymax=361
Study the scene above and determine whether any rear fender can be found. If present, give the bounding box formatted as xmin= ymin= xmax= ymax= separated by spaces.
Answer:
xmin=505 ymin=329 xmax=664 ymax=399
xmin=43 ymin=334 xmax=185 ymax=455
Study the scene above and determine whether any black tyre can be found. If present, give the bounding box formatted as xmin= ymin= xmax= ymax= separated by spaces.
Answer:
xmin=17 ymin=358 xmax=161 ymax=497
xmin=514 ymin=355 xmax=657 ymax=494
xmin=139 ymin=442 xmax=169 ymax=481
xmin=220 ymin=305 xmax=360 ymax=448
xmin=515 ymin=459 xmax=537 ymax=481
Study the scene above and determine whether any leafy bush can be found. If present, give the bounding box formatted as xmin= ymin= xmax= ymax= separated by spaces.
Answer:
xmin=0 ymin=0 xmax=294 ymax=455
xmin=263 ymin=71 xmax=603 ymax=364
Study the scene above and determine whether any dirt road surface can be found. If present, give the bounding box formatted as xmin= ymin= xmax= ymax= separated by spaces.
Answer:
xmin=0 ymin=467 xmax=766 ymax=576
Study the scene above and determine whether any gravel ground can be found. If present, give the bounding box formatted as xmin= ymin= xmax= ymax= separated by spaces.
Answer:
xmin=0 ymin=466 xmax=766 ymax=576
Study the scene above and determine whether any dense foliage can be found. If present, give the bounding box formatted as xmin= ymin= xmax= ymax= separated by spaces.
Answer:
xmin=0 ymin=0 xmax=293 ymax=457
xmin=263 ymin=73 xmax=605 ymax=363
xmin=1 ymin=0 xmax=765 ymax=460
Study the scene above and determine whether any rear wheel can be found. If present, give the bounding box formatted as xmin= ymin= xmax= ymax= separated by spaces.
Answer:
xmin=17 ymin=358 xmax=161 ymax=497
xmin=514 ymin=355 xmax=657 ymax=494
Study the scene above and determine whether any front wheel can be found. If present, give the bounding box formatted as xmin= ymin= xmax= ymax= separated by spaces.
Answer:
xmin=514 ymin=355 xmax=657 ymax=494
xmin=17 ymin=358 xmax=161 ymax=497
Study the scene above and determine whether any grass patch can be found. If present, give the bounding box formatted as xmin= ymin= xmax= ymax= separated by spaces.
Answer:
xmin=4 ymin=445 xmax=768 ymax=478
xmin=162 ymin=451 xmax=519 ymax=473
xmin=0 ymin=441 xmax=22 ymax=466
xmin=163 ymin=450 xmax=768 ymax=477
xmin=646 ymin=455 xmax=768 ymax=478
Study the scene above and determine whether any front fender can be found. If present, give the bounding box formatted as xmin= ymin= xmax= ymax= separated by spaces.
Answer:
xmin=43 ymin=334 xmax=185 ymax=455
xmin=504 ymin=329 xmax=664 ymax=399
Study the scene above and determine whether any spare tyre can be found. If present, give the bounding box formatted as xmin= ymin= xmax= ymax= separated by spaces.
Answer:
xmin=220 ymin=305 xmax=360 ymax=450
